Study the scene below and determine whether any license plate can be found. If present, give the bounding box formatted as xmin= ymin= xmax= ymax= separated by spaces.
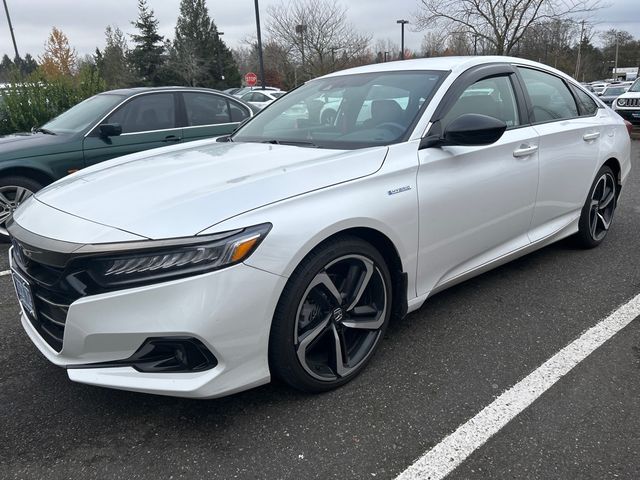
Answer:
xmin=11 ymin=269 xmax=36 ymax=318
xmin=632 ymin=113 xmax=640 ymax=118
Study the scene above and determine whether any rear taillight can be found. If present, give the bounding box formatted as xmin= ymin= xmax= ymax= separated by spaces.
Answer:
xmin=624 ymin=120 xmax=633 ymax=136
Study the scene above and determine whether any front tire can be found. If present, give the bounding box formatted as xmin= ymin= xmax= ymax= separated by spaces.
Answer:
xmin=269 ymin=236 xmax=392 ymax=393
xmin=575 ymin=165 xmax=617 ymax=249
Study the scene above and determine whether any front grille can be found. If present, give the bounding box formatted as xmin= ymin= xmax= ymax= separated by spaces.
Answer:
xmin=628 ymin=98 xmax=640 ymax=107
xmin=11 ymin=242 xmax=82 ymax=352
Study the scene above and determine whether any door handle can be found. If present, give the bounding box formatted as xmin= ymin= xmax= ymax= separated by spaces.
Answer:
xmin=513 ymin=144 xmax=538 ymax=158
xmin=583 ymin=132 xmax=600 ymax=141
xmin=163 ymin=135 xmax=181 ymax=143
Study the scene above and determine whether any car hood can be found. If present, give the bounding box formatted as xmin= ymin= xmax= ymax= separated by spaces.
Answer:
xmin=0 ymin=131 xmax=78 ymax=160
xmin=35 ymin=141 xmax=388 ymax=239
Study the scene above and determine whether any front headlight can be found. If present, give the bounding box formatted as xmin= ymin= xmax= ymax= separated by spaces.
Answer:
xmin=617 ymin=98 xmax=627 ymax=107
xmin=81 ymin=223 xmax=271 ymax=288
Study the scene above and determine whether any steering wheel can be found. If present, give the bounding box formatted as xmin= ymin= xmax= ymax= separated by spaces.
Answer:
xmin=375 ymin=122 xmax=405 ymax=135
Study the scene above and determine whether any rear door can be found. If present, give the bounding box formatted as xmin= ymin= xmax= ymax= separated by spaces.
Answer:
xmin=180 ymin=91 xmax=252 ymax=141
xmin=516 ymin=67 xmax=602 ymax=241
xmin=83 ymin=92 xmax=182 ymax=167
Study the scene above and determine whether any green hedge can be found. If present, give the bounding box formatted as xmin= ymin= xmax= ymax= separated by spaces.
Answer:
xmin=0 ymin=67 xmax=105 ymax=136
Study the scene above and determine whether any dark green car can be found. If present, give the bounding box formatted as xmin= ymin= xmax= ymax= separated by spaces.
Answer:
xmin=0 ymin=87 xmax=256 ymax=236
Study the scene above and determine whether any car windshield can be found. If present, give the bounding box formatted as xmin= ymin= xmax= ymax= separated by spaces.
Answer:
xmin=233 ymin=70 xmax=445 ymax=149
xmin=271 ymin=92 xmax=285 ymax=98
xmin=629 ymin=79 xmax=640 ymax=92
xmin=42 ymin=93 xmax=126 ymax=134
xmin=604 ymin=87 xmax=626 ymax=96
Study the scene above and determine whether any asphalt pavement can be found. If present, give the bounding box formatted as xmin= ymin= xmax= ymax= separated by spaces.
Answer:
xmin=0 ymin=140 xmax=639 ymax=480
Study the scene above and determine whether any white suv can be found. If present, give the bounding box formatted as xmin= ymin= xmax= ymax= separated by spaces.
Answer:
xmin=612 ymin=78 xmax=640 ymax=125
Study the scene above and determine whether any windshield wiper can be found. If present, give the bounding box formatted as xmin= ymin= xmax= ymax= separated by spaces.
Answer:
xmin=261 ymin=139 xmax=319 ymax=148
xmin=34 ymin=127 xmax=56 ymax=135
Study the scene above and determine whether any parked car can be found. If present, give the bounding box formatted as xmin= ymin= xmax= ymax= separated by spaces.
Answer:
xmin=240 ymin=90 xmax=287 ymax=109
xmin=232 ymin=86 xmax=280 ymax=98
xmin=8 ymin=56 xmax=630 ymax=399
xmin=599 ymin=84 xmax=630 ymax=106
xmin=612 ymin=77 xmax=640 ymax=125
xmin=0 ymin=87 xmax=255 ymax=236
xmin=590 ymin=81 xmax=609 ymax=95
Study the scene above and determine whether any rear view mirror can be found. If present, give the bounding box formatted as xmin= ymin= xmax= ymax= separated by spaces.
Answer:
xmin=441 ymin=113 xmax=507 ymax=147
xmin=99 ymin=123 xmax=122 ymax=138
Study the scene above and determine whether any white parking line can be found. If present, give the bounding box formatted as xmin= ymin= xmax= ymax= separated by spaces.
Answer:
xmin=396 ymin=293 xmax=640 ymax=480
xmin=0 ymin=270 xmax=10 ymax=277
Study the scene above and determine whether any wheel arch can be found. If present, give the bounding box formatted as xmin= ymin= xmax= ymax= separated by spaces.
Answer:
xmin=0 ymin=165 xmax=56 ymax=188
xmin=292 ymin=225 xmax=409 ymax=322
xmin=603 ymin=157 xmax=622 ymax=189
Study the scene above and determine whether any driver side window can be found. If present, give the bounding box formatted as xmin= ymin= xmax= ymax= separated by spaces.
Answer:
xmin=105 ymin=93 xmax=176 ymax=134
xmin=443 ymin=76 xmax=520 ymax=128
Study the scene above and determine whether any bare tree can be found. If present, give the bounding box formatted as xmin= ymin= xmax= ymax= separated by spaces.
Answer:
xmin=415 ymin=0 xmax=602 ymax=56
xmin=374 ymin=38 xmax=400 ymax=62
xmin=266 ymin=0 xmax=371 ymax=79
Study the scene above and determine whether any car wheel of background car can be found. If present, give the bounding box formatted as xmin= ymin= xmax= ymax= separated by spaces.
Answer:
xmin=321 ymin=109 xmax=336 ymax=125
xmin=269 ymin=236 xmax=392 ymax=392
xmin=0 ymin=176 xmax=43 ymax=239
xmin=575 ymin=165 xmax=617 ymax=249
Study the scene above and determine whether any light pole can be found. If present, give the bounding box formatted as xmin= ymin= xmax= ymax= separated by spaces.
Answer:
xmin=296 ymin=24 xmax=306 ymax=80
xmin=614 ymin=32 xmax=619 ymax=80
xmin=397 ymin=19 xmax=409 ymax=60
xmin=2 ymin=0 xmax=19 ymax=60
xmin=254 ymin=0 xmax=266 ymax=89
xmin=216 ymin=30 xmax=225 ymax=84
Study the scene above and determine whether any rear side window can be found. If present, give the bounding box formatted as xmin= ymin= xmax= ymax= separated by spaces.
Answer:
xmin=229 ymin=101 xmax=251 ymax=122
xmin=518 ymin=67 xmax=578 ymax=123
xmin=443 ymin=75 xmax=520 ymax=128
xmin=571 ymin=85 xmax=598 ymax=116
xmin=184 ymin=93 xmax=231 ymax=126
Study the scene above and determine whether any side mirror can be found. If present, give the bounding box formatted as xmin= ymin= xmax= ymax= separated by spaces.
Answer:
xmin=99 ymin=123 xmax=122 ymax=138
xmin=422 ymin=113 xmax=507 ymax=149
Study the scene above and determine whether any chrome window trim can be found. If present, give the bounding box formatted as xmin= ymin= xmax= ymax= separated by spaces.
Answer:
xmin=83 ymin=89 xmax=252 ymax=139
xmin=117 ymin=121 xmax=242 ymax=137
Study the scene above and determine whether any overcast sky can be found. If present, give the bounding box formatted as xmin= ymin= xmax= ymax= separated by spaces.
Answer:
xmin=1 ymin=0 xmax=639 ymax=62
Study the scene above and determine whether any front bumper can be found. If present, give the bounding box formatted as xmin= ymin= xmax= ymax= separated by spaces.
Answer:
xmin=614 ymin=109 xmax=640 ymax=125
xmin=11 ymin=251 xmax=287 ymax=398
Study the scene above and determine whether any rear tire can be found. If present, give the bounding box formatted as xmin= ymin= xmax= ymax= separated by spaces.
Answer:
xmin=0 ymin=176 xmax=44 ymax=239
xmin=575 ymin=165 xmax=617 ymax=249
xmin=269 ymin=236 xmax=392 ymax=393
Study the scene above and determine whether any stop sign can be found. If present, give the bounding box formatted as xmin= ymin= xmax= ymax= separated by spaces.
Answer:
xmin=245 ymin=72 xmax=257 ymax=86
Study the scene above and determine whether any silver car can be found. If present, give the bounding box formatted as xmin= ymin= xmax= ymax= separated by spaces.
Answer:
xmin=7 ymin=56 xmax=631 ymax=398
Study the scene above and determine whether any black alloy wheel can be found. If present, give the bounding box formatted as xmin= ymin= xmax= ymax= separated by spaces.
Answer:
xmin=576 ymin=165 xmax=618 ymax=248
xmin=269 ymin=237 xmax=392 ymax=392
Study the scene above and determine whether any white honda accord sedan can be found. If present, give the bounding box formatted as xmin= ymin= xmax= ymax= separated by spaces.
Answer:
xmin=7 ymin=56 xmax=631 ymax=398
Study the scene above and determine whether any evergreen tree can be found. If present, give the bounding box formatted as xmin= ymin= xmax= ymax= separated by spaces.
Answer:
xmin=130 ymin=0 xmax=165 ymax=86
xmin=20 ymin=54 xmax=39 ymax=76
xmin=172 ymin=0 xmax=240 ymax=88
xmin=97 ymin=26 xmax=137 ymax=89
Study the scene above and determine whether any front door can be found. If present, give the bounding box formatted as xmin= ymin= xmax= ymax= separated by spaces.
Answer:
xmin=83 ymin=92 xmax=182 ymax=167
xmin=416 ymin=71 xmax=539 ymax=295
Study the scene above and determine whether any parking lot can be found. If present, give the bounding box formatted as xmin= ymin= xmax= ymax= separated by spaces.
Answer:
xmin=0 ymin=139 xmax=639 ymax=479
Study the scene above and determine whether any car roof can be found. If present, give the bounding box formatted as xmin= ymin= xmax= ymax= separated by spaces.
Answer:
xmin=318 ymin=56 xmax=582 ymax=85
xmin=102 ymin=86 xmax=227 ymax=97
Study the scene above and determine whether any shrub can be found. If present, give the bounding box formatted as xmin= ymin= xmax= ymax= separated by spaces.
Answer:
xmin=0 ymin=65 xmax=105 ymax=136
